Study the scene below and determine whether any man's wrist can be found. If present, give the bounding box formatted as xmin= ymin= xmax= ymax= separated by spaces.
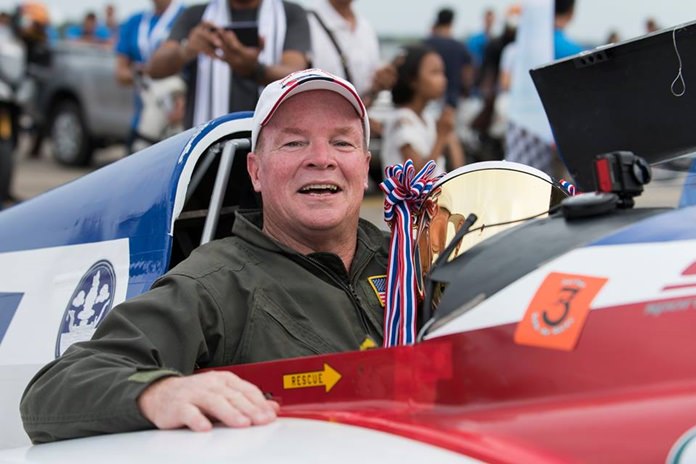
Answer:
xmin=180 ymin=39 xmax=194 ymax=64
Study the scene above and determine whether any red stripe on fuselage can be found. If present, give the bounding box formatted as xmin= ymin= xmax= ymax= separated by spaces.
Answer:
xmin=215 ymin=294 xmax=696 ymax=463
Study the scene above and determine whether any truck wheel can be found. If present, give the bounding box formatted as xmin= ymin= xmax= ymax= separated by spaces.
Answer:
xmin=49 ymin=99 xmax=93 ymax=166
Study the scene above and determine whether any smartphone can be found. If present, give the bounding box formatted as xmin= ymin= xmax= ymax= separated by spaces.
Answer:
xmin=223 ymin=21 xmax=259 ymax=47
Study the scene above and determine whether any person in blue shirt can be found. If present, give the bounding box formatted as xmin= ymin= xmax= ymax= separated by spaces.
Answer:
xmin=115 ymin=0 xmax=185 ymax=152
xmin=502 ymin=0 xmax=585 ymax=177
xmin=424 ymin=8 xmax=473 ymax=109
xmin=102 ymin=4 xmax=120 ymax=42
xmin=65 ymin=11 xmax=112 ymax=43
xmin=553 ymin=0 xmax=583 ymax=59
xmin=466 ymin=8 xmax=494 ymax=67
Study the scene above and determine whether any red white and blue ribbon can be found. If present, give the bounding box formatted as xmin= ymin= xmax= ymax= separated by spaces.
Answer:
xmin=380 ymin=160 xmax=441 ymax=347
xmin=559 ymin=178 xmax=577 ymax=196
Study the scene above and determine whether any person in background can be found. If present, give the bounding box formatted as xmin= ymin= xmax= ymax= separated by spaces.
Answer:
xmin=147 ymin=0 xmax=311 ymax=130
xmin=499 ymin=0 xmax=584 ymax=93
xmin=307 ymin=0 xmax=380 ymax=101
xmin=115 ymin=0 xmax=186 ymax=153
xmin=381 ymin=45 xmax=462 ymax=175
xmin=645 ymin=17 xmax=659 ymax=34
xmin=12 ymin=0 xmax=51 ymax=66
xmin=475 ymin=4 xmax=519 ymax=98
xmin=467 ymin=8 xmax=495 ymax=67
xmin=464 ymin=5 xmax=518 ymax=164
xmin=605 ymin=30 xmax=620 ymax=45
xmin=65 ymin=11 xmax=112 ymax=44
xmin=0 ymin=1 xmax=51 ymax=206
xmin=553 ymin=0 xmax=582 ymax=59
xmin=10 ymin=1 xmax=52 ymax=161
xmin=503 ymin=0 xmax=585 ymax=178
xmin=423 ymin=7 xmax=470 ymax=166
xmin=102 ymin=4 xmax=120 ymax=42
xmin=21 ymin=68 xmax=388 ymax=443
xmin=424 ymin=8 xmax=473 ymax=109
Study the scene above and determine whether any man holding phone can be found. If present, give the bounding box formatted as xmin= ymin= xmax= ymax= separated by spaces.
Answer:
xmin=147 ymin=0 xmax=310 ymax=129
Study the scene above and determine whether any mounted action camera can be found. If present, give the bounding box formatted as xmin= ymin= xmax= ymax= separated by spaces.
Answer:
xmin=593 ymin=151 xmax=652 ymax=208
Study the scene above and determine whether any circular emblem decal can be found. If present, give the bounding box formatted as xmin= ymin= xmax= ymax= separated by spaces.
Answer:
xmin=55 ymin=260 xmax=116 ymax=357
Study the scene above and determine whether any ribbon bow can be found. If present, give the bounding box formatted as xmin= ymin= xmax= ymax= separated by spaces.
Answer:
xmin=379 ymin=160 xmax=442 ymax=347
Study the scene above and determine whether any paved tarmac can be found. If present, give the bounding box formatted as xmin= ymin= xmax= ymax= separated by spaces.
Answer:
xmin=10 ymin=137 xmax=124 ymax=203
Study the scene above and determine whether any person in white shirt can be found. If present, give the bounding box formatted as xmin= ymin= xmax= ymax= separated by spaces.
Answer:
xmin=307 ymin=0 xmax=381 ymax=100
xmin=381 ymin=45 xmax=460 ymax=176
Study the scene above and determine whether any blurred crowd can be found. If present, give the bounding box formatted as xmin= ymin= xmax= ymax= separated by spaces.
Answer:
xmin=0 ymin=0 xmax=668 ymax=203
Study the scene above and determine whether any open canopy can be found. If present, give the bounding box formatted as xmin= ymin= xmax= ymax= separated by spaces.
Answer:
xmin=532 ymin=20 xmax=696 ymax=191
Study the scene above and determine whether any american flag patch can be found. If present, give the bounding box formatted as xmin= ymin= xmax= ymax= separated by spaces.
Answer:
xmin=367 ymin=275 xmax=387 ymax=308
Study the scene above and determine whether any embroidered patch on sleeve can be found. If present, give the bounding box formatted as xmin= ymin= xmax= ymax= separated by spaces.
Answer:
xmin=359 ymin=336 xmax=378 ymax=350
xmin=367 ymin=275 xmax=387 ymax=308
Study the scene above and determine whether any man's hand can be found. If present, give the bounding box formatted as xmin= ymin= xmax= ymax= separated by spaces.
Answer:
xmin=146 ymin=21 xmax=223 ymax=79
xmin=371 ymin=64 xmax=397 ymax=93
xmin=185 ymin=21 xmax=224 ymax=62
xmin=115 ymin=55 xmax=142 ymax=86
xmin=138 ymin=371 xmax=279 ymax=432
xmin=216 ymin=30 xmax=263 ymax=78
xmin=362 ymin=64 xmax=397 ymax=108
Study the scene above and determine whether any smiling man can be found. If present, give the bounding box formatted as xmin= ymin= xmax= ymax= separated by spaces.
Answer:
xmin=21 ymin=69 xmax=389 ymax=443
xmin=248 ymin=69 xmax=374 ymax=271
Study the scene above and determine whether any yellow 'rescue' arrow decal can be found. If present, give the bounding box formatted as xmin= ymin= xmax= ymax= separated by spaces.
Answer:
xmin=282 ymin=363 xmax=342 ymax=393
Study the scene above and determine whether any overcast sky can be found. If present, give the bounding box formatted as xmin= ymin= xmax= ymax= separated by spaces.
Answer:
xmin=3 ymin=0 xmax=696 ymax=44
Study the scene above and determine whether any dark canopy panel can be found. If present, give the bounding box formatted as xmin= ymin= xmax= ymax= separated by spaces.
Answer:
xmin=532 ymin=21 xmax=696 ymax=191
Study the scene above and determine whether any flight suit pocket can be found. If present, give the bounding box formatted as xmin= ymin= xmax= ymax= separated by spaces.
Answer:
xmin=235 ymin=289 xmax=336 ymax=364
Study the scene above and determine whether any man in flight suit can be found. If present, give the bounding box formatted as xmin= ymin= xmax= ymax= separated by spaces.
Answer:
xmin=21 ymin=68 xmax=388 ymax=443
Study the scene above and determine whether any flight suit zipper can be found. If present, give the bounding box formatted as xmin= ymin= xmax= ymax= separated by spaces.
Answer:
xmin=301 ymin=256 xmax=372 ymax=337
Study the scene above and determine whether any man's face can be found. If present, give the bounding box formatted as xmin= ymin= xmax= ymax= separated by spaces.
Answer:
xmin=84 ymin=16 xmax=97 ymax=34
xmin=248 ymin=90 xmax=370 ymax=239
xmin=329 ymin=0 xmax=353 ymax=8
xmin=153 ymin=0 xmax=170 ymax=12
xmin=484 ymin=10 xmax=495 ymax=30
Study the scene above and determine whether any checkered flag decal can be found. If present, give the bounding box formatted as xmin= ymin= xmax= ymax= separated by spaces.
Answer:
xmin=505 ymin=121 xmax=555 ymax=175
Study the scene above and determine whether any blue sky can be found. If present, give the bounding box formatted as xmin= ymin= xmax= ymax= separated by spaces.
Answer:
xmin=4 ymin=0 xmax=696 ymax=44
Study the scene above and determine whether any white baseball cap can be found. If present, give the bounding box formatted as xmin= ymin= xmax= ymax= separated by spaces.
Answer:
xmin=251 ymin=68 xmax=370 ymax=151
